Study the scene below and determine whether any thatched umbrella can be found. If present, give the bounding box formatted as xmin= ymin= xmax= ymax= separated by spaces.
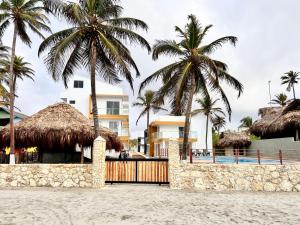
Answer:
xmin=0 ymin=103 xmax=123 ymax=151
xmin=250 ymin=99 xmax=300 ymax=139
xmin=217 ymin=132 xmax=251 ymax=149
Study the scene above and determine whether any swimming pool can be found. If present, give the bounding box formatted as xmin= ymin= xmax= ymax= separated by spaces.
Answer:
xmin=195 ymin=156 xmax=280 ymax=164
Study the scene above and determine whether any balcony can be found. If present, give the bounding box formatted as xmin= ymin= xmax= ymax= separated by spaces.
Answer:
xmin=152 ymin=131 xmax=198 ymax=140
xmin=96 ymin=108 xmax=129 ymax=116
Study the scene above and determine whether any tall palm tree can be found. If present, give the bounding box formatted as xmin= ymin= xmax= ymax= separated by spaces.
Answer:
xmin=38 ymin=0 xmax=150 ymax=137
xmin=212 ymin=115 xmax=226 ymax=135
xmin=139 ymin=15 xmax=243 ymax=159
xmin=271 ymin=93 xmax=287 ymax=107
xmin=0 ymin=0 xmax=51 ymax=162
xmin=239 ymin=116 xmax=253 ymax=129
xmin=133 ymin=90 xmax=167 ymax=129
xmin=281 ymin=71 xmax=299 ymax=100
xmin=192 ymin=96 xmax=224 ymax=152
xmin=0 ymin=56 xmax=35 ymax=93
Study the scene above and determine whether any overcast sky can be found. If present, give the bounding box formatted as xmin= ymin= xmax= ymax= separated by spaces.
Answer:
xmin=2 ymin=0 xmax=300 ymax=138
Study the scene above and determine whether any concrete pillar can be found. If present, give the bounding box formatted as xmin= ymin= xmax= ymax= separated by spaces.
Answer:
xmin=168 ymin=139 xmax=181 ymax=189
xmin=92 ymin=136 xmax=106 ymax=188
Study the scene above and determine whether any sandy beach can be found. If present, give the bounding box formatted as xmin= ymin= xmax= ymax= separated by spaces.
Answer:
xmin=0 ymin=185 xmax=299 ymax=225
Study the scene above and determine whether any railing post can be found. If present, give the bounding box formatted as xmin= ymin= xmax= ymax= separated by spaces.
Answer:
xmin=279 ymin=150 xmax=283 ymax=165
xmin=257 ymin=149 xmax=261 ymax=165
xmin=189 ymin=149 xmax=193 ymax=164
xmin=235 ymin=149 xmax=239 ymax=164
xmin=212 ymin=149 xmax=216 ymax=163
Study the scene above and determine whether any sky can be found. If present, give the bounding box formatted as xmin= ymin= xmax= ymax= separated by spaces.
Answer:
xmin=2 ymin=0 xmax=300 ymax=138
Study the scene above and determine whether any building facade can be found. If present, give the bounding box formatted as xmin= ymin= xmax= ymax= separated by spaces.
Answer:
xmin=60 ymin=76 xmax=129 ymax=149
xmin=147 ymin=115 xmax=212 ymax=157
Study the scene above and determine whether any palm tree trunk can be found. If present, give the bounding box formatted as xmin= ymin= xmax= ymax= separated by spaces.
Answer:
xmin=9 ymin=24 xmax=17 ymax=164
xmin=205 ymin=114 xmax=209 ymax=153
xmin=91 ymin=39 xmax=100 ymax=137
xmin=182 ymin=77 xmax=195 ymax=160
xmin=146 ymin=110 xmax=150 ymax=130
xmin=293 ymin=84 xmax=296 ymax=100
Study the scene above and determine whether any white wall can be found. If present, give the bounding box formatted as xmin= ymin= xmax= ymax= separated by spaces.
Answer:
xmin=191 ymin=114 xmax=213 ymax=150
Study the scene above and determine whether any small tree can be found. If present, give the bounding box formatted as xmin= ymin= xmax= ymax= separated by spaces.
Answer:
xmin=239 ymin=116 xmax=253 ymax=129
xmin=192 ymin=96 xmax=224 ymax=152
xmin=271 ymin=93 xmax=287 ymax=106
xmin=281 ymin=71 xmax=299 ymax=100
xmin=133 ymin=90 xmax=167 ymax=129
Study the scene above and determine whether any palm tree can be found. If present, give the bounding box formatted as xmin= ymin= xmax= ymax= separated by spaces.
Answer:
xmin=212 ymin=115 xmax=226 ymax=135
xmin=192 ymin=96 xmax=224 ymax=152
xmin=0 ymin=56 xmax=35 ymax=94
xmin=239 ymin=116 xmax=253 ymax=129
xmin=281 ymin=71 xmax=299 ymax=99
xmin=133 ymin=90 xmax=167 ymax=129
xmin=38 ymin=0 xmax=150 ymax=137
xmin=139 ymin=15 xmax=243 ymax=159
xmin=0 ymin=0 xmax=51 ymax=162
xmin=0 ymin=83 xmax=9 ymax=106
xmin=271 ymin=93 xmax=287 ymax=106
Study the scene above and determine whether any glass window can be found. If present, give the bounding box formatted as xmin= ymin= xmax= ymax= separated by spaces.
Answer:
xmin=69 ymin=100 xmax=76 ymax=104
xmin=106 ymin=101 xmax=120 ymax=115
xmin=179 ymin=127 xmax=184 ymax=138
xmin=74 ymin=80 xmax=84 ymax=88
xmin=61 ymin=98 xmax=67 ymax=103
xmin=109 ymin=121 xmax=119 ymax=134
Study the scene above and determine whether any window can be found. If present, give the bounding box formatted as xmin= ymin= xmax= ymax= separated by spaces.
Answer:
xmin=107 ymin=101 xmax=120 ymax=115
xmin=69 ymin=100 xmax=76 ymax=104
xmin=61 ymin=98 xmax=67 ymax=103
xmin=109 ymin=121 xmax=119 ymax=134
xmin=74 ymin=80 xmax=84 ymax=88
xmin=179 ymin=127 xmax=184 ymax=138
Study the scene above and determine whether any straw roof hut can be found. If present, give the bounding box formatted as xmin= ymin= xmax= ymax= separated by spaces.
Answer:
xmin=217 ymin=132 xmax=251 ymax=149
xmin=0 ymin=103 xmax=123 ymax=151
xmin=250 ymin=99 xmax=300 ymax=140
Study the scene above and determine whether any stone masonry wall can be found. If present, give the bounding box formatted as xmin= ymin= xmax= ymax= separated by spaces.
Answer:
xmin=0 ymin=164 xmax=92 ymax=187
xmin=168 ymin=139 xmax=300 ymax=192
xmin=0 ymin=136 xmax=106 ymax=188
xmin=171 ymin=163 xmax=300 ymax=192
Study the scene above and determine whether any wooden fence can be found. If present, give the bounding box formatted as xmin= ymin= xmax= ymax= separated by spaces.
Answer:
xmin=105 ymin=158 xmax=169 ymax=184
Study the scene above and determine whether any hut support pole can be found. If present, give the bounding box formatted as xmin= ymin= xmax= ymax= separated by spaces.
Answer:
xmin=80 ymin=146 xmax=84 ymax=164
xmin=296 ymin=129 xmax=299 ymax=141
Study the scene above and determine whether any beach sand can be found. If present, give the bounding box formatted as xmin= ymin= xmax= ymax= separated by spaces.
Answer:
xmin=0 ymin=185 xmax=299 ymax=225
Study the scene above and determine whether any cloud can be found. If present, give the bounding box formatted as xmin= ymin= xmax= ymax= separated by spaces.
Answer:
xmin=2 ymin=0 xmax=300 ymax=138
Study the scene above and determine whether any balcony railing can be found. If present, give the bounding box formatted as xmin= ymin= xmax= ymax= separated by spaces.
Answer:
xmin=96 ymin=108 xmax=129 ymax=115
xmin=152 ymin=131 xmax=198 ymax=139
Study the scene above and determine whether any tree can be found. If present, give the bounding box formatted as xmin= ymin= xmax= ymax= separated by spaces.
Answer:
xmin=0 ymin=56 xmax=34 ymax=91
xmin=239 ymin=116 xmax=253 ymax=129
xmin=281 ymin=71 xmax=299 ymax=100
xmin=212 ymin=115 xmax=226 ymax=135
xmin=192 ymin=96 xmax=224 ymax=152
xmin=139 ymin=15 xmax=243 ymax=159
xmin=271 ymin=93 xmax=287 ymax=106
xmin=39 ymin=0 xmax=150 ymax=137
xmin=133 ymin=90 xmax=167 ymax=129
xmin=0 ymin=0 xmax=51 ymax=163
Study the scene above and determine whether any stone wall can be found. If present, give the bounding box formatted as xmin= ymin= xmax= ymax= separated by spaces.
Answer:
xmin=0 ymin=136 xmax=106 ymax=188
xmin=168 ymin=139 xmax=300 ymax=192
xmin=170 ymin=163 xmax=300 ymax=192
xmin=0 ymin=164 xmax=92 ymax=187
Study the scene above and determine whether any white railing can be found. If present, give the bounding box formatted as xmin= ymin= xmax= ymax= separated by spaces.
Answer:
xmin=97 ymin=107 xmax=129 ymax=115
xmin=152 ymin=131 xmax=198 ymax=139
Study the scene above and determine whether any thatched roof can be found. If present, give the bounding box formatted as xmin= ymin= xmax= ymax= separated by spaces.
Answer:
xmin=250 ymin=99 xmax=300 ymax=138
xmin=0 ymin=103 xmax=123 ymax=151
xmin=217 ymin=132 xmax=251 ymax=148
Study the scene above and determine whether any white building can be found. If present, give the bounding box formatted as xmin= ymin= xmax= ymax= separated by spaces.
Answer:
xmin=148 ymin=115 xmax=212 ymax=156
xmin=60 ymin=75 xmax=129 ymax=149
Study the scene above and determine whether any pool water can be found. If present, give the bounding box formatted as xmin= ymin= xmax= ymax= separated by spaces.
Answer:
xmin=196 ymin=156 xmax=280 ymax=164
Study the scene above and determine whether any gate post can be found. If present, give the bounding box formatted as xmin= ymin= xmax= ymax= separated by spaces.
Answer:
xmin=92 ymin=136 xmax=106 ymax=188
xmin=168 ymin=139 xmax=181 ymax=189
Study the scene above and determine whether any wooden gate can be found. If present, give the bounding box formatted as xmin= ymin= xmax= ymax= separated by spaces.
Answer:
xmin=105 ymin=158 xmax=169 ymax=184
